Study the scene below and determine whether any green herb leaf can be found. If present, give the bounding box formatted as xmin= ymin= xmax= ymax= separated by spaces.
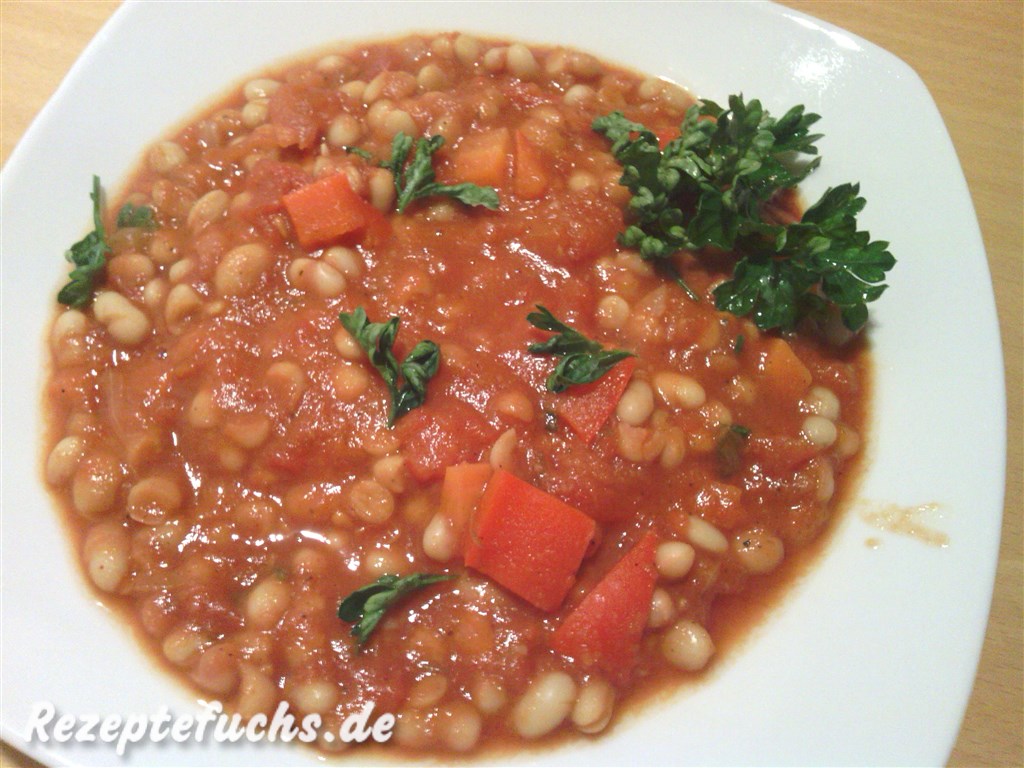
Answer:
xmin=527 ymin=305 xmax=634 ymax=393
xmin=116 ymin=202 xmax=156 ymax=229
xmin=339 ymin=307 xmax=441 ymax=426
xmin=716 ymin=423 xmax=751 ymax=477
xmin=338 ymin=572 xmax=455 ymax=648
xmin=57 ymin=175 xmax=110 ymax=308
xmin=594 ymin=97 xmax=894 ymax=332
xmin=381 ymin=133 xmax=499 ymax=213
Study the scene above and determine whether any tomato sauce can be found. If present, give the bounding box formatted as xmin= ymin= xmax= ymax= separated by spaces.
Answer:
xmin=42 ymin=33 xmax=868 ymax=756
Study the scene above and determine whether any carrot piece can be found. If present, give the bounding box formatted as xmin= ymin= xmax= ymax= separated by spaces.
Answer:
xmin=757 ymin=337 xmax=812 ymax=404
xmin=465 ymin=469 xmax=596 ymax=612
xmin=549 ymin=531 xmax=658 ymax=684
xmin=513 ymin=130 xmax=549 ymax=199
xmin=555 ymin=357 xmax=637 ymax=443
xmin=438 ymin=463 xmax=493 ymax=550
xmin=282 ymin=172 xmax=381 ymax=249
xmin=446 ymin=128 xmax=512 ymax=189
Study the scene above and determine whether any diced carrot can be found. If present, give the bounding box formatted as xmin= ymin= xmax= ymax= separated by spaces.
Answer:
xmin=513 ymin=130 xmax=549 ymax=199
xmin=399 ymin=401 xmax=499 ymax=484
xmin=445 ymin=128 xmax=512 ymax=189
xmin=438 ymin=463 xmax=493 ymax=550
xmin=282 ymin=172 xmax=381 ymax=249
xmin=465 ymin=469 xmax=596 ymax=612
xmin=556 ymin=357 xmax=637 ymax=443
xmin=549 ymin=531 xmax=658 ymax=684
xmin=757 ymin=337 xmax=812 ymax=404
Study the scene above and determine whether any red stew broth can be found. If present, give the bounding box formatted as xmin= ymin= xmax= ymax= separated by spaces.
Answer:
xmin=43 ymin=32 xmax=868 ymax=755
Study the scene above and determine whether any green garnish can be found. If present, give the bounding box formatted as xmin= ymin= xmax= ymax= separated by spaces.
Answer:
xmin=115 ymin=202 xmax=156 ymax=229
xmin=593 ymin=96 xmax=894 ymax=332
xmin=338 ymin=572 xmax=454 ymax=648
xmin=379 ymin=132 xmax=500 ymax=213
xmin=733 ymin=334 xmax=745 ymax=354
xmin=57 ymin=176 xmax=110 ymax=308
xmin=527 ymin=305 xmax=634 ymax=393
xmin=716 ymin=423 xmax=751 ymax=477
xmin=338 ymin=307 xmax=441 ymax=427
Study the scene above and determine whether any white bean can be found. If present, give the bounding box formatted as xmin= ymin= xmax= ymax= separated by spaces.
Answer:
xmin=511 ymin=671 xmax=576 ymax=739
xmin=662 ymin=620 xmax=715 ymax=671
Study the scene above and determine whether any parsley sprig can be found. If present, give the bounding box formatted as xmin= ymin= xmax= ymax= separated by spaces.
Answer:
xmin=358 ymin=132 xmax=500 ymax=213
xmin=57 ymin=176 xmax=111 ymax=308
xmin=115 ymin=201 xmax=156 ymax=229
xmin=338 ymin=572 xmax=454 ymax=648
xmin=593 ymin=96 xmax=894 ymax=332
xmin=338 ymin=307 xmax=440 ymax=426
xmin=527 ymin=305 xmax=634 ymax=393
xmin=57 ymin=178 xmax=158 ymax=308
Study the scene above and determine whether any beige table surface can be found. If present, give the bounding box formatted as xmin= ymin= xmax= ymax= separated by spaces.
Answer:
xmin=1 ymin=1 xmax=1020 ymax=766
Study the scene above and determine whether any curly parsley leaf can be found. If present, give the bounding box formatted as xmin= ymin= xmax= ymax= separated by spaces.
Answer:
xmin=593 ymin=97 xmax=894 ymax=332
xmin=713 ymin=184 xmax=895 ymax=331
xmin=57 ymin=175 xmax=110 ymax=308
xmin=339 ymin=307 xmax=440 ymax=426
xmin=338 ymin=572 xmax=454 ymax=648
xmin=115 ymin=202 xmax=156 ymax=229
xmin=380 ymin=132 xmax=499 ymax=213
xmin=527 ymin=305 xmax=634 ymax=393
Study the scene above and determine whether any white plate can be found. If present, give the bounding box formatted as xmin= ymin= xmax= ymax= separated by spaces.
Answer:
xmin=0 ymin=1 xmax=1005 ymax=766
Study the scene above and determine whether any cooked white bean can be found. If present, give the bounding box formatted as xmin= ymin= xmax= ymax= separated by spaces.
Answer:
xmin=215 ymin=243 xmax=272 ymax=297
xmin=653 ymin=371 xmax=706 ymax=409
xmin=327 ymin=113 xmax=363 ymax=148
xmin=506 ymin=43 xmax=539 ymax=79
xmin=801 ymin=415 xmax=838 ymax=448
xmin=83 ymin=522 xmax=130 ymax=592
xmin=93 ymin=291 xmax=151 ymax=346
xmin=617 ymin=380 xmax=654 ymax=426
xmin=72 ymin=453 xmax=122 ymax=518
xmin=292 ymin=681 xmax=338 ymax=714
xmin=655 ymin=541 xmax=696 ymax=580
xmin=127 ymin=476 xmax=183 ymax=525
xmin=511 ymin=671 xmax=576 ymax=739
xmin=348 ymin=478 xmax=394 ymax=525
xmin=571 ymin=677 xmax=614 ymax=734
xmin=245 ymin=578 xmax=290 ymax=629
xmin=734 ymin=530 xmax=785 ymax=575
xmin=243 ymin=77 xmax=280 ymax=101
xmin=187 ymin=189 xmax=229 ymax=231
xmin=287 ymin=257 xmax=346 ymax=297
xmin=803 ymin=385 xmax=841 ymax=421
xmin=662 ymin=620 xmax=715 ymax=671
xmin=686 ymin=516 xmax=728 ymax=554
xmin=322 ymin=246 xmax=362 ymax=277
xmin=489 ymin=428 xmax=517 ymax=471
xmin=423 ymin=513 xmax=457 ymax=562
xmin=648 ymin=587 xmax=676 ymax=628
xmin=164 ymin=283 xmax=203 ymax=328
xmin=441 ymin=700 xmax=482 ymax=752
xmin=148 ymin=141 xmax=187 ymax=174
xmin=46 ymin=436 xmax=86 ymax=485
xmin=596 ymin=294 xmax=629 ymax=330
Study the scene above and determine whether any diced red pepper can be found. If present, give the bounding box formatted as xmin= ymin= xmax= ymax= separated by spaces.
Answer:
xmin=282 ymin=172 xmax=382 ymax=249
xmin=549 ymin=531 xmax=658 ymax=683
xmin=556 ymin=357 xmax=637 ymax=443
xmin=465 ymin=469 xmax=596 ymax=612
